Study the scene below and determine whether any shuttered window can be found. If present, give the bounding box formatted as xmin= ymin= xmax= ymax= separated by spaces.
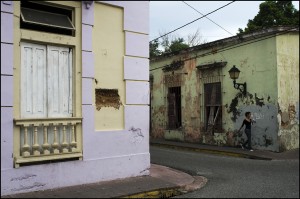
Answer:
xmin=204 ymin=82 xmax=222 ymax=134
xmin=167 ymin=87 xmax=181 ymax=129
xmin=21 ymin=42 xmax=73 ymax=118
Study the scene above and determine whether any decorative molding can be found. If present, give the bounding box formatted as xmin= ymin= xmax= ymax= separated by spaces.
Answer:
xmin=197 ymin=61 xmax=227 ymax=70
xmin=162 ymin=60 xmax=184 ymax=72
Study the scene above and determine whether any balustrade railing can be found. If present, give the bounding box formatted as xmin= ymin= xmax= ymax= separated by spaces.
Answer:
xmin=14 ymin=117 xmax=82 ymax=168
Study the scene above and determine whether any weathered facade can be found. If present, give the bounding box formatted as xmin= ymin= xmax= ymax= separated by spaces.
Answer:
xmin=150 ymin=26 xmax=299 ymax=152
xmin=1 ymin=1 xmax=149 ymax=195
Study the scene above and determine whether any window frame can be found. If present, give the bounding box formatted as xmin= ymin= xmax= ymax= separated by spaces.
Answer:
xmin=20 ymin=1 xmax=75 ymax=36
xmin=20 ymin=42 xmax=74 ymax=119
xmin=167 ymin=86 xmax=182 ymax=129
xmin=204 ymin=82 xmax=222 ymax=133
xmin=21 ymin=7 xmax=75 ymax=30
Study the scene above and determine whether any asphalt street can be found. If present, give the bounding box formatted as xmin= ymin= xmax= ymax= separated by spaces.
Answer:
xmin=150 ymin=146 xmax=299 ymax=198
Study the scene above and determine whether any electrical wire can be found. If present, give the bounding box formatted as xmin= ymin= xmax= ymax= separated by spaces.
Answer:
xmin=150 ymin=1 xmax=235 ymax=43
xmin=150 ymin=27 xmax=297 ymax=71
xmin=182 ymin=1 xmax=233 ymax=36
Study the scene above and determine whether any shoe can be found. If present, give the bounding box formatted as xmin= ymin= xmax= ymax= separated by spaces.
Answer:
xmin=250 ymin=149 xmax=253 ymax=151
xmin=240 ymin=143 xmax=244 ymax=150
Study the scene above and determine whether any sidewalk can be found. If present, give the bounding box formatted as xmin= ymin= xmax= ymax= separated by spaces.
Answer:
xmin=1 ymin=164 xmax=207 ymax=198
xmin=150 ymin=139 xmax=299 ymax=161
xmin=2 ymin=140 xmax=298 ymax=198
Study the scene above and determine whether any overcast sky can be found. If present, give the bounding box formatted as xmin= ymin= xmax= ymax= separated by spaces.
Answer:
xmin=150 ymin=1 xmax=299 ymax=43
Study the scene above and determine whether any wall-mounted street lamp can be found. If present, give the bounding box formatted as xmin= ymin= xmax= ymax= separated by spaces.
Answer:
xmin=228 ymin=65 xmax=247 ymax=95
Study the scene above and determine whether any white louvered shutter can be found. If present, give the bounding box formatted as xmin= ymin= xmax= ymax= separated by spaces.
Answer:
xmin=47 ymin=45 xmax=73 ymax=118
xmin=21 ymin=42 xmax=47 ymax=118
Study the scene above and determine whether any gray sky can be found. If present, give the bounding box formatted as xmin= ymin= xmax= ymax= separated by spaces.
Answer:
xmin=150 ymin=1 xmax=299 ymax=43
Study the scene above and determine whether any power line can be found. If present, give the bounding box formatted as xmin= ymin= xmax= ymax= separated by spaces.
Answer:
xmin=150 ymin=1 xmax=235 ymax=43
xmin=182 ymin=1 xmax=234 ymax=36
xmin=150 ymin=27 xmax=297 ymax=71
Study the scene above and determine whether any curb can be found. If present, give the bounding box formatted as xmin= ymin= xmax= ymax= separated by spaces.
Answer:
xmin=120 ymin=187 xmax=182 ymax=198
xmin=121 ymin=176 xmax=208 ymax=198
xmin=150 ymin=142 xmax=272 ymax=161
xmin=184 ymin=176 xmax=208 ymax=192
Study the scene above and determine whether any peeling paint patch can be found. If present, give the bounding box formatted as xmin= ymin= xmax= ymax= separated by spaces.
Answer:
xmin=95 ymin=89 xmax=122 ymax=110
xmin=279 ymin=124 xmax=299 ymax=151
xmin=213 ymin=133 xmax=227 ymax=146
xmin=11 ymin=174 xmax=37 ymax=182
xmin=263 ymin=135 xmax=273 ymax=147
xmin=227 ymin=93 xmax=242 ymax=122
xmin=255 ymin=93 xmax=265 ymax=107
xmin=288 ymin=104 xmax=297 ymax=124
xmin=281 ymin=112 xmax=289 ymax=125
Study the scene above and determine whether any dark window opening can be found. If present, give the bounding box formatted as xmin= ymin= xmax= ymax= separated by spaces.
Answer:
xmin=168 ymin=87 xmax=181 ymax=129
xmin=20 ymin=1 xmax=74 ymax=36
xmin=204 ymin=83 xmax=222 ymax=134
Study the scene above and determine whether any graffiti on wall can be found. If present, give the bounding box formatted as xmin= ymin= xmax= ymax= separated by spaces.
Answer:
xmin=252 ymin=112 xmax=264 ymax=120
xmin=234 ymin=104 xmax=279 ymax=152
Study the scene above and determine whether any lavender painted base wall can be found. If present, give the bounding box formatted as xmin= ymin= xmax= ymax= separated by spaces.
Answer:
xmin=1 ymin=105 xmax=150 ymax=196
xmin=1 ymin=107 xmax=13 ymax=170
xmin=1 ymin=153 xmax=150 ymax=196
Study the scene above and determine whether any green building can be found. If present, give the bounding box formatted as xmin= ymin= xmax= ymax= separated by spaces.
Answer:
xmin=150 ymin=26 xmax=299 ymax=152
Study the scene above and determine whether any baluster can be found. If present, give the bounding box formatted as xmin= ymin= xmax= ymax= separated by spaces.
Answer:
xmin=52 ymin=124 xmax=60 ymax=154
xmin=32 ymin=126 xmax=40 ymax=155
xmin=22 ymin=125 xmax=31 ymax=157
xmin=62 ymin=125 xmax=69 ymax=153
xmin=42 ymin=125 xmax=50 ymax=154
xmin=70 ymin=123 xmax=77 ymax=152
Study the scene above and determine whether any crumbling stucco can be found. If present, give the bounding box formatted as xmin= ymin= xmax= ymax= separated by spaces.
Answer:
xmin=95 ymin=89 xmax=122 ymax=110
xmin=277 ymin=103 xmax=299 ymax=151
xmin=278 ymin=124 xmax=299 ymax=151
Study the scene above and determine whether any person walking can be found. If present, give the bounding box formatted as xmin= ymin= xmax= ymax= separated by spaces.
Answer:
xmin=238 ymin=112 xmax=255 ymax=151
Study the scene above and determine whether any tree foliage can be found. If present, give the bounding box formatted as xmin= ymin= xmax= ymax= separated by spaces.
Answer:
xmin=164 ymin=38 xmax=189 ymax=54
xmin=150 ymin=28 xmax=206 ymax=58
xmin=149 ymin=40 xmax=162 ymax=57
xmin=239 ymin=1 xmax=299 ymax=33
